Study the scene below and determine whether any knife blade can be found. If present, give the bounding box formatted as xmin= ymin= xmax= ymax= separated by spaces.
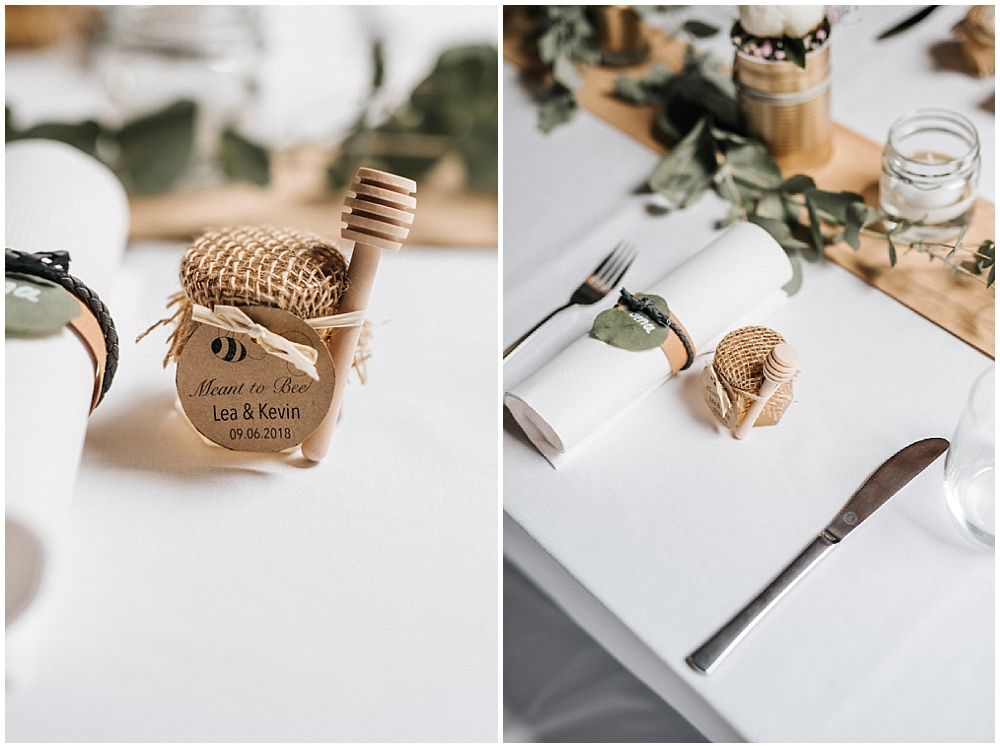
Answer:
xmin=686 ymin=437 xmax=949 ymax=675
xmin=876 ymin=6 xmax=939 ymax=41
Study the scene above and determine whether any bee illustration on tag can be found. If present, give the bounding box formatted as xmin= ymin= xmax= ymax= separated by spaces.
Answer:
xmin=210 ymin=334 xmax=247 ymax=363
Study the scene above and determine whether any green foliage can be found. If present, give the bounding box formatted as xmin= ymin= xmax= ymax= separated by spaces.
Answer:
xmin=528 ymin=5 xmax=599 ymax=132
xmin=975 ymin=240 xmax=995 ymax=286
xmin=591 ymin=293 xmax=672 ymax=350
xmin=328 ymin=43 xmax=498 ymax=192
xmin=648 ymin=116 xmax=715 ymax=208
xmin=4 ymin=272 xmax=82 ymax=336
xmin=219 ymin=127 xmax=270 ymax=186
xmin=7 ymin=42 xmax=497 ymax=198
xmin=116 ymin=100 xmax=196 ymax=195
xmin=6 ymin=108 xmax=102 ymax=157
xmin=6 ymin=100 xmax=270 ymax=195
xmin=610 ymin=46 xmax=994 ymax=291
xmin=538 ymin=89 xmax=578 ymax=134
xmin=652 ymin=48 xmax=741 ymax=141
xmin=682 ymin=20 xmax=720 ymax=39
xmin=783 ymin=36 xmax=807 ymax=68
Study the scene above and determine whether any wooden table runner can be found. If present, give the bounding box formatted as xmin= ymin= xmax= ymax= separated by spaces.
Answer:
xmin=128 ymin=148 xmax=498 ymax=249
xmin=504 ymin=20 xmax=995 ymax=358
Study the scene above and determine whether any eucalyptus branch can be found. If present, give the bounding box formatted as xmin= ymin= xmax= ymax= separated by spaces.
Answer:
xmin=610 ymin=46 xmax=995 ymax=291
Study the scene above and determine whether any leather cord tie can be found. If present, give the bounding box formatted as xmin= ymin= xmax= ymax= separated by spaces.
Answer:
xmin=5 ymin=248 xmax=118 ymax=407
xmin=618 ymin=287 xmax=695 ymax=373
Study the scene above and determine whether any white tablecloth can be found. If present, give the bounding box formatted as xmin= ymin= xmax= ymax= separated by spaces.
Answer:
xmin=7 ymin=242 xmax=498 ymax=742
xmin=503 ymin=5 xmax=994 ymax=743
xmin=6 ymin=7 xmax=499 ymax=741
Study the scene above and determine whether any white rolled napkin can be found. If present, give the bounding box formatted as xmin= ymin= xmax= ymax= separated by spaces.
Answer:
xmin=504 ymin=222 xmax=794 ymax=468
xmin=5 ymin=140 xmax=130 ymax=625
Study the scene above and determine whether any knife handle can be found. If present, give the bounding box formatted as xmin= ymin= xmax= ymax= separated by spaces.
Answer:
xmin=687 ymin=534 xmax=836 ymax=675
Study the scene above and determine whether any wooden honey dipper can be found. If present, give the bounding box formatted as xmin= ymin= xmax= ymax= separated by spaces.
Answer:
xmin=301 ymin=167 xmax=416 ymax=462
xmin=733 ymin=342 xmax=798 ymax=440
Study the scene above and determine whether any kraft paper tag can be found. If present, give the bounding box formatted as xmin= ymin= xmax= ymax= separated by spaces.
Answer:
xmin=5 ymin=272 xmax=81 ymax=336
xmin=175 ymin=306 xmax=335 ymax=452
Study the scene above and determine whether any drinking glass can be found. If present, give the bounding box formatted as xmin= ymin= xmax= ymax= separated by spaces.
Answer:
xmin=944 ymin=366 xmax=995 ymax=547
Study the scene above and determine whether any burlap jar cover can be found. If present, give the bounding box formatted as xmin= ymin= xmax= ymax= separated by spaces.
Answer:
xmin=144 ymin=225 xmax=370 ymax=378
xmin=701 ymin=326 xmax=795 ymax=431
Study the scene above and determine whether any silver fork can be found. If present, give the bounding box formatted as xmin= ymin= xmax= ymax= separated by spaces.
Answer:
xmin=503 ymin=241 xmax=638 ymax=358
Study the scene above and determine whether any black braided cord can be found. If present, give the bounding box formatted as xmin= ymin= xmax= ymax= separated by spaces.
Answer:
xmin=618 ymin=288 xmax=695 ymax=371
xmin=6 ymin=249 xmax=118 ymax=405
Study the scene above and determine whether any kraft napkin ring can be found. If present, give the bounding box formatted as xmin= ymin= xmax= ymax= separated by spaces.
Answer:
xmin=591 ymin=287 xmax=695 ymax=373
xmin=5 ymin=248 xmax=118 ymax=411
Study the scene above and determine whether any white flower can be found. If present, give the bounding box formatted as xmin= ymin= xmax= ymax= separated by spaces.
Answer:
xmin=739 ymin=6 xmax=825 ymax=38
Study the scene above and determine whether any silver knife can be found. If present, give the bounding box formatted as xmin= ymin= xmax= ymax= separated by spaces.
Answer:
xmin=686 ymin=437 xmax=949 ymax=675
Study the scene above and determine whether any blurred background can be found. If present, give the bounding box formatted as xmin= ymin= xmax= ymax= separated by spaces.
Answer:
xmin=6 ymin=5 xmax=498 ymax=247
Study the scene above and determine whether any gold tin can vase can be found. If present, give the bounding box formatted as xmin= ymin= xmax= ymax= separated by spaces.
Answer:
xmin=734 ymin=42 xmax=832 ymax=173
xmin=589 ymin=5 xmax=649 ymax=67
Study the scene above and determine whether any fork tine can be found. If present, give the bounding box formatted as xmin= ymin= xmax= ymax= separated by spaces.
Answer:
xmin=595 ymin=242 xmax=636 ymax=290
xmin=608 ymin=243 xmax=637 ymax=288
xmin=594 ymin=243 xmax=627 ymax=284
xmin=590 ymin=243 xmax=621 ymax=278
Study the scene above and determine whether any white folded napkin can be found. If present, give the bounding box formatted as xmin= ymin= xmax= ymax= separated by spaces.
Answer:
xmin=5 ymin=140 xmax=130 ymax=627
xmin=504 ymin=221 xmax=793 ymax=468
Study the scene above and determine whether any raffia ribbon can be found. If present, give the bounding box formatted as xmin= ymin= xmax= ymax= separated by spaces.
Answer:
xmin=191 ymin=305 xmax=366 ymax=382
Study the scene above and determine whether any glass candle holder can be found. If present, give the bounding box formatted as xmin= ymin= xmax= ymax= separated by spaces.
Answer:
xmin=879 ymin=109 xmax=980 ymax=243
xmin=944 ymin=366 xmax=995 ymax=548
xmin=95 ymin=6 xmax=264 ymax=188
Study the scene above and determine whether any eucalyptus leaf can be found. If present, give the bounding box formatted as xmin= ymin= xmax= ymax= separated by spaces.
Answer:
xmin=219 ymin=128 xmax=270 ymax=186
xmin=5 ymin=272 xmax=81 ymax=336
xmin=803 ymin=188 xmax=865 ymax=224
xmin=716 ymin=202 xmax=742 ymax=229
xmin=887 ymin=233 xmax=897 ymax=267
xmin=780 ymin=174 xmax=816 ymax=194
xmin=843 ymin=201 xmax=867 ymax=250
xmin=552 ymin=55 xmax=583 ymax=92
xmin=649 ymin=116 xmax=715 ymax=207
xmin=713 ymin=141 xmax=782 ymax=205
xmin=614 ymin=75 xmax=649 ymax=104
xmin=116 ymin=99 xmax=196 ymax=195
xmin=614 ymin=62 xmax=672 ymax=105
xmin=782 ymin=194 xmax=804 ymax=225
xmin=8 ymin=119 xmax=102 ymax=157
xmin=783 ymin=35 xmax=807 ymax=68
xmin=804 ymin=192 xmax=826 ymax=253
xmin=371 ymin=40 xmax=385 ymax=93
xmin=975 ymin=240 xmax=994 ymax=275
xmin=694 ymin=52 xmax=737 ymax=99
xmin=329 ymin=42 xmax=497 ymax=191
xmin=648 ymin=49 xmax=742 ymax=142
xmin=591 ymin=294 xmax=671 ymax=351
xmin=781 ymin=252 xmax=804 ymax=296
xmin=683 ymin=19 xmax=720 ymax=38
xmin=708 ymin=122 xmax=750 ymax=146
xmin=749 ymin=214 xmax=810 ymax=252
xmin=537 ymin=26 xmax=561 ymax=64
xmin=538 ymin=88 xmax=577 ymax=133
xmin=756 ymin=192 xmax=786 ymax=221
